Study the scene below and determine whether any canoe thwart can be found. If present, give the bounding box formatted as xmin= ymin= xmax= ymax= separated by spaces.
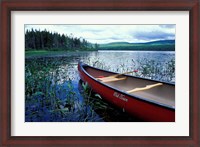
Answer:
xmin=127 ymin=83 xmax=163 ymax=93
xmin=109 ymin=71 xmax=136 ymax=78
xmin=97 ymin=77 xmax=127 ymax=83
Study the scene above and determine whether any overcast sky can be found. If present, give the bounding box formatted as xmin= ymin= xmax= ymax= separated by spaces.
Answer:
xmin=25 ymin=25 xmax=175 ymax=44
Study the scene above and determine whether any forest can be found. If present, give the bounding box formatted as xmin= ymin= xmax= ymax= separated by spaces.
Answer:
xmin=99 ymin=40 xmax=175 ymax=51
xmin=25 ymin=29 xmax=99 ymax=51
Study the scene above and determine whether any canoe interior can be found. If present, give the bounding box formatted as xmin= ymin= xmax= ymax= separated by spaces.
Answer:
xmin=84 ymin=67 xmax=175 ymax=108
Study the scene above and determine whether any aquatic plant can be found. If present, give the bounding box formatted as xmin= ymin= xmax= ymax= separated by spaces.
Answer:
xmin=25 ymin=57 xmax=103 ymax=122
xmin=87 ymin=57 xmax=175 ymax=83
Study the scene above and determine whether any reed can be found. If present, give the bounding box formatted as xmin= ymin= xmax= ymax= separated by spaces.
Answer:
xmin=87 ymin=57 xmax=175 ymax=83
xmin=25 ymin=57 xmax=103 ymax=122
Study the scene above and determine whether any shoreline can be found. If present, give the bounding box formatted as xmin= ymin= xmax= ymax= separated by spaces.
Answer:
xmin=26 ymin=50 xmax=175 ymax=58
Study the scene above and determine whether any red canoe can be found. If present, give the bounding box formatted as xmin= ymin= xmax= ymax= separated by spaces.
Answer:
xmin=78 ymin=62 xmax=175 ymax=122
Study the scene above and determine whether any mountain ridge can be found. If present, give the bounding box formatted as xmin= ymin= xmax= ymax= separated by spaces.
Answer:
xmin=99 ymin=40 xmax=175 ymax=51
xmin=100 ymin=39 xmax=175 ymax=45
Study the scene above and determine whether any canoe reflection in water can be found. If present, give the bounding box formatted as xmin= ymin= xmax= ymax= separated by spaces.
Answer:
xmin=78 ymin=62 xmax=175 ymax=122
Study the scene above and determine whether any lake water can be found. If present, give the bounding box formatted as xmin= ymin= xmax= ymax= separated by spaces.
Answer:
xmin=58 ymin=50 xmax=175 ymax=83
xmin=25 ymin=50 xmax=175 ymax=122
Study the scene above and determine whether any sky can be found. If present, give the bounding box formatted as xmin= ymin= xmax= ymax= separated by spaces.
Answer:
xmin=25 ymin=25 xmax=175 ymax=44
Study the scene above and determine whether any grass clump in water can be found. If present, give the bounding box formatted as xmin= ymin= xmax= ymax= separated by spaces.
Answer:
xmin=85 ymin=57 xmax=175 ymax=83
xmin=25 ymin=57 xmax=102 ymax=122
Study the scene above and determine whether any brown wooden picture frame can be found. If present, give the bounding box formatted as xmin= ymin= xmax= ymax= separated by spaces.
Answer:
xmin=0 ymin=0 xmax=199 ymax=146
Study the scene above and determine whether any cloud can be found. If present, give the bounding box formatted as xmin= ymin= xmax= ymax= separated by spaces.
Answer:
xmin=159 ymin=24 xmax=175 ymax=29
xmin=133 ymin=30 xmax=175 ymax=41
xmin=25 ymin=25 xmax=175 ymax=44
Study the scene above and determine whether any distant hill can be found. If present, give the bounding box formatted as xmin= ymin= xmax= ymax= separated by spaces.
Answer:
xmin=99 ymin=40 xmax=175 ymax=51
xmin=143 ymin=40 xmax=175 ymax=45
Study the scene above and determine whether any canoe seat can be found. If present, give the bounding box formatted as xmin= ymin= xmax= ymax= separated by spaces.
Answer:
xmin=97 ymin=77 xmax=127 ymax=83
xmin=127 ymin=83 xmax=163 ymax=93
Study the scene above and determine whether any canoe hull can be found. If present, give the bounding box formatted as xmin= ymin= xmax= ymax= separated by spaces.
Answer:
xmin=78 ymin=63 xmax=175 ymax=122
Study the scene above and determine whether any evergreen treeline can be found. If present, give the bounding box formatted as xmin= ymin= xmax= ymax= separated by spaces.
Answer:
xmin=25 ymin=29 xmax=99 ymax=51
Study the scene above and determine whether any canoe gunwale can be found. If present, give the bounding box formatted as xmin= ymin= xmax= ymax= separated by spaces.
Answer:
xmin=78 ymin=62 xmax=175 ymax=111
